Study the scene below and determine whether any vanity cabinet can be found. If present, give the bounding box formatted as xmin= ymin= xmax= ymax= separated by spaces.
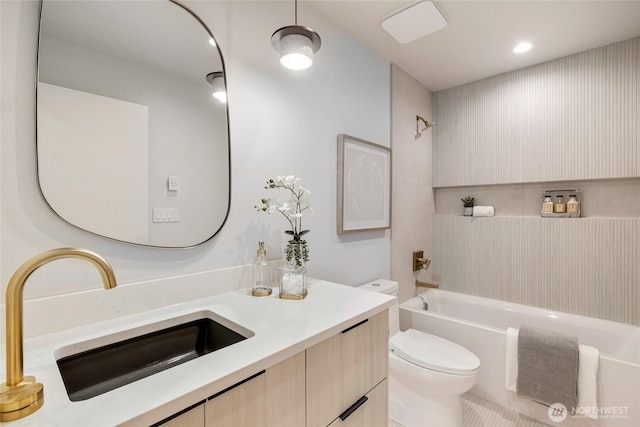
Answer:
xmin=306 ymin=311 xmax=389 ymax=427
xmin=157 ymin=310 xmax=389 ymax=427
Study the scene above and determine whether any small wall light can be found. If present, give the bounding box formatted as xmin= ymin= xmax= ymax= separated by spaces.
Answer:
xmin=271 ymin=0 xmax=321 ymax=70
xmin=206 ymin=72 xmax=226 ymax=103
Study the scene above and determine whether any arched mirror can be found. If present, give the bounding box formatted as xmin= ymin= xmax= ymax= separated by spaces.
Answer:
xmin=36 ymin=0 xmax=230 ymax=248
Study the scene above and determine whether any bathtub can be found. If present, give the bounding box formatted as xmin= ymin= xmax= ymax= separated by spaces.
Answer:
xmin=399 ymin=289 xmax=640 ymax=427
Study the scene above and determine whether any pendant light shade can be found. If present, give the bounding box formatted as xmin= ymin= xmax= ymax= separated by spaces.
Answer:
xmin=206 ymin=72 xmax=226 ymax=103
xmin=271 ymin=26 xmax=320 ymax=70
xmin=271 ymin=1 xmax=321 ymax=70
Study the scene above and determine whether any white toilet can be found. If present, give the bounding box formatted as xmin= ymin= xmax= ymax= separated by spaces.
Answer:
xmin=358 ymin=279 xmax=480 ymax=427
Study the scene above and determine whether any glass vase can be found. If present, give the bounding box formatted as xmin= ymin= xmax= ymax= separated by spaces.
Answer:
xmin=278 ymin=264 xmax=307 ymax=300
xmin=279 ymin=239 xmax=308 ymax=299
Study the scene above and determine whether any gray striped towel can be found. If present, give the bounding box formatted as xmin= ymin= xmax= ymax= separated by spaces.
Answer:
xmin=516 ymin=325 xmax=579 ymax=410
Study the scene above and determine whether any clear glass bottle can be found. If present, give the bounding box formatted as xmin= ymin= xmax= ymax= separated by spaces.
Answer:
xmin=567 ymin=194 xmax=580 ymax=214
xmin=554 ymin=194 xmax=566 ymax=213
xmin=252 ymin=241 xmax=272 ymax=296
xmin=542 ymin=194 xmax=554 ymax=214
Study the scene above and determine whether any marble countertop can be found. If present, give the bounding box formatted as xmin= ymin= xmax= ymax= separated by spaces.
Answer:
xmin=5 ymin=279 xmax=394 ymax=426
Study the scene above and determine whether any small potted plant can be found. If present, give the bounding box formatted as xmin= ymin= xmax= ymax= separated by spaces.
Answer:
xmin=461 ymin=196 xmax=476 ymax=216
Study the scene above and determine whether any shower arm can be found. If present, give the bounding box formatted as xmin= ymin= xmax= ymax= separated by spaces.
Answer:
xmin=416 ymin=115 xmax=435 ymax=133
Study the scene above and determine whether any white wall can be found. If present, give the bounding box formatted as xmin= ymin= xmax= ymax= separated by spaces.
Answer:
xmin=0 ymin=1 xmax=391 ymax=303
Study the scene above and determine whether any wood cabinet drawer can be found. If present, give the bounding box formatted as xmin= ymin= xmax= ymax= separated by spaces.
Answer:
xmin=205 ymin=370 xmax=266 ymax=427
xmin=307 ymin=310 xmax=389 ymax=427
xmin=205 ymin=352 xmax=305 ymax=427
xmin=327 ymin=379 xmax=388 ymax=427
xmin=154 ymin=402 xmax=205 ymax=427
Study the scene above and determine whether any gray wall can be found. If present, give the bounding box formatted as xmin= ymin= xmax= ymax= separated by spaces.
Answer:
xmin=390 ymin=65 xmax=435 ymax=303
xmin=433 ymin=37 xmax=639 ymax=187
xmin=433 ymin=216 xmax=639 ymax=325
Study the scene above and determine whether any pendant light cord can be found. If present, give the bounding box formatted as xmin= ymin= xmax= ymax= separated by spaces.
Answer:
xmin=295 ymin=0 xmax=298 ymax=25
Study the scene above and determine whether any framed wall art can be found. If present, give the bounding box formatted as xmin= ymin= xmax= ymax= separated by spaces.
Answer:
xmin=337 ymin=134 xmax=391 ymax=233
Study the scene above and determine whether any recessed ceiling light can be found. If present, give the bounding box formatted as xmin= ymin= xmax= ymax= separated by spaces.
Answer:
xmin=513 ymin=42 xmax=533 ymax=53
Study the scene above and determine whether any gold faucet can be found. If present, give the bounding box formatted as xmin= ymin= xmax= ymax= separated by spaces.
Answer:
xmin=0 ymin=248 xmax=117 ymax=422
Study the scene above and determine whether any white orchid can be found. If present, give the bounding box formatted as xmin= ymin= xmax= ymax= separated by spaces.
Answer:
xmin=255 ymin=175 xmax=312 ymax=266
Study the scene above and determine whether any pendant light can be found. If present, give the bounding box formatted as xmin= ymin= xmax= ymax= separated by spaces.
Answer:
xmin=206 ymin=72 xmax=226 ymax=103
xmin=271 ymin=0 xmax=321 ymax=70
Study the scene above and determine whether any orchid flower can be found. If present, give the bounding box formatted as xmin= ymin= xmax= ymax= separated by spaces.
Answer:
xmin=255 ymin=175 xmax=311 ymax=241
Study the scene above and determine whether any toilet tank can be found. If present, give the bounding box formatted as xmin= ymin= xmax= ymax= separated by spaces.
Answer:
xmin=357 ymin=279 xmax=399 ymax=336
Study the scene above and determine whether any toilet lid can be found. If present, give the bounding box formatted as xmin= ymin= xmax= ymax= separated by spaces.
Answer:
xmin=390 ymin=329 xmax=480 ymax=376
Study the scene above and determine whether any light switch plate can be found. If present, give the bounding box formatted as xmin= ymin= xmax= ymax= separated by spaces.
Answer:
xmin=152 ymin=208 xmax=179 ymax=223
xmin=168 ymin=175 xmax=179 ymax=191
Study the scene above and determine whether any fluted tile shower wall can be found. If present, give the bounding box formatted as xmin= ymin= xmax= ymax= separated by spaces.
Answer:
xmin=430 ymin=37 xmax=639 ymax=326
xmin=433 ymin=36 xmax=639 ymax=187
xmin=433 ymin=216 xmax=639 ymax=325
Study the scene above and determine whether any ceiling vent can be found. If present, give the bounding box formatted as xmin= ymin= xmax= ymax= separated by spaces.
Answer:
xmin=382 ymin=1 xmax=447 ymax=44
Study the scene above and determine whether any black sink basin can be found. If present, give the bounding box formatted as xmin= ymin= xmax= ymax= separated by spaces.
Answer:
xmin=56 ymin=313 xmax=251 ymax=401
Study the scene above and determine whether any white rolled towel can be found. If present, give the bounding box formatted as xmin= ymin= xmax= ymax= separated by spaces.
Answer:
xmin=473 ymin=206 xmax=495 ymax=217
xmin=505 ymin=327 xmax=518 ymax=392
xmin=578 ymin=344 xmax=600 ymax=419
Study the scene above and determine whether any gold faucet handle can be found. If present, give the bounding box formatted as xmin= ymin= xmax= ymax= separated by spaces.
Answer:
xmin=412 ymin=251 xmax=431 ymax=271
xmin=416 ymin=257 xmax=431 ymax=270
